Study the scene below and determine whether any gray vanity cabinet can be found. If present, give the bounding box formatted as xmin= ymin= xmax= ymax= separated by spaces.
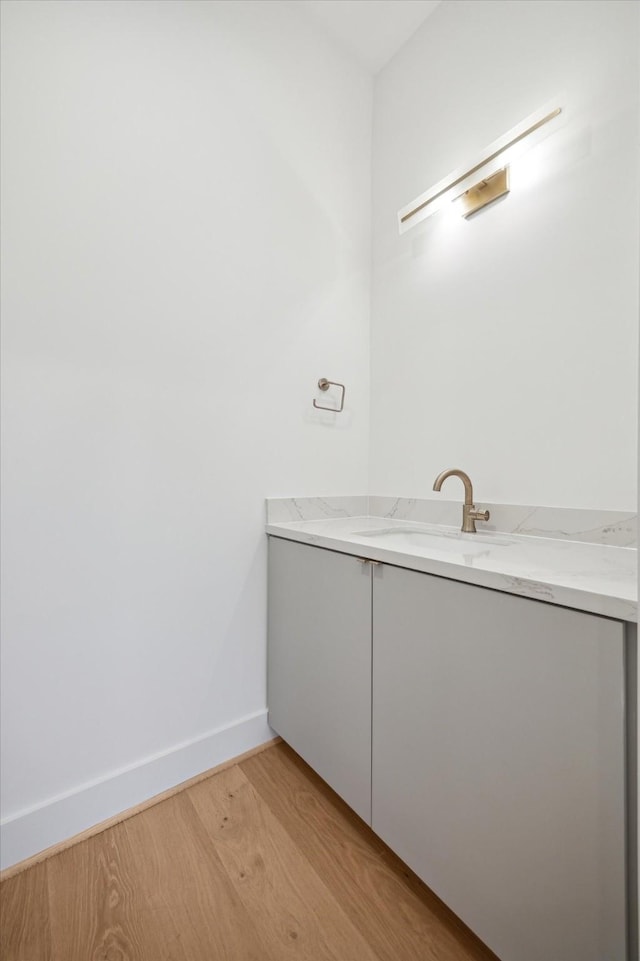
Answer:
xmin=372 ymin=563 xmax=626 ymax=961
xmin=268 ymin=536 xmax=628 ymax=961
xmin=267 ymin=536 xmax=372 ymax=823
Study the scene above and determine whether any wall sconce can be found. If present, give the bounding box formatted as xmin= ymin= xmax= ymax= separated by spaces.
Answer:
xmin=398 ymin=102 xmax=561 ymax=231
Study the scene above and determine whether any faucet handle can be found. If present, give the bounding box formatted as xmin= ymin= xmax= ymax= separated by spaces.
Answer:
xmin=469 ymin=508 xmax=490 ymax=523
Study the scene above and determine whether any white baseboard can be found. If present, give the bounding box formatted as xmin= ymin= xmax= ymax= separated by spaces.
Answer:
xmin=0 ymin=709 xmax=274 ymax=871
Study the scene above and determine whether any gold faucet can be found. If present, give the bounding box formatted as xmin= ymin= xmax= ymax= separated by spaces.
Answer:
xmin=432 ymin=468 xmax=490 ymax=533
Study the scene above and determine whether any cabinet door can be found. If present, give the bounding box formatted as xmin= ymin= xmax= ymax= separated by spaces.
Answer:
xmin=372 ymin=564 xmax=626 ymax=961
xmin=268 ymin=537 xmax=372 ymax=823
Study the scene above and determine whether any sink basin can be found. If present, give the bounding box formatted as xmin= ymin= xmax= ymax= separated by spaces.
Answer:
xmin=354 ymin=526 xmax=513 ymax=556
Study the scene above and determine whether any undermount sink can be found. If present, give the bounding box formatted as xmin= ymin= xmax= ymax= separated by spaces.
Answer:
xmin=354 ymin=526 xmax=514 ymax=555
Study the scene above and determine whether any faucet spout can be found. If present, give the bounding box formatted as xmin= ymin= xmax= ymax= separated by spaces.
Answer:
xmin=432 ymin=468 xmax=490 ymax=533
xmin=433 ymin=468 xmax=474 ymax=506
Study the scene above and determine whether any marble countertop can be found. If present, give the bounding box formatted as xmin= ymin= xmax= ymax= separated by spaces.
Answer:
xmin=266 ymin=513 xmax=637 ymax=623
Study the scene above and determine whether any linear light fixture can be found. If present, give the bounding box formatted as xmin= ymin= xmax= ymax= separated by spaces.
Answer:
xmin=398 ymin=103 xmax=561 ymax=232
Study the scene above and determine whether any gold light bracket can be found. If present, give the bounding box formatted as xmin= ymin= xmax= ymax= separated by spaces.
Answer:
xmin=457 ymin=168 xmax=509 ymax=219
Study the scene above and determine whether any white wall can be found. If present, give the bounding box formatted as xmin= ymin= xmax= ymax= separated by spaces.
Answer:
xmin=0 ymin=0 xmax=371 ymax=865
xmin=371 ymin=0 xmax=639 ymax=510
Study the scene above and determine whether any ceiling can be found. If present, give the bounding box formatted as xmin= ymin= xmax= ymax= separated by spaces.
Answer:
xmin=300 ymin=0 xmax=442 ymax=75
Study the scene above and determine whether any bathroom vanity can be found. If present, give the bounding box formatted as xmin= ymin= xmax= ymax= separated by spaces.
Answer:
xmin=266 ymin=497 xmax=637 ymax=961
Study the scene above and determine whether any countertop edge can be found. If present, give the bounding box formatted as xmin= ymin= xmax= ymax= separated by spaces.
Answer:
xmin=266 ymin=524 xmax=637 ymax=624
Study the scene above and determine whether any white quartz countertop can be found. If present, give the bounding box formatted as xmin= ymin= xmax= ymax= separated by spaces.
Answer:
xmin=266 ymin=515 xmax=637 ymax=623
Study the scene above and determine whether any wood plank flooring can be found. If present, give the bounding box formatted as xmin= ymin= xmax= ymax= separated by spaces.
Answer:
xmin=0 ymin=742 xmax=498 ymax=961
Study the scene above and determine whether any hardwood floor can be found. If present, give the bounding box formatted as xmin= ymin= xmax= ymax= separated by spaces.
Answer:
xmin=0 ymin=742 xmax=498 ymax=961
